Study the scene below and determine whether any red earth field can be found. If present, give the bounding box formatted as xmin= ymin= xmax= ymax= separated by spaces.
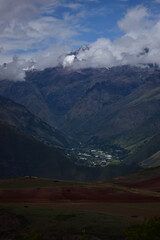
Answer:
xmin=0 ymin=180 xmax=160 ymax=203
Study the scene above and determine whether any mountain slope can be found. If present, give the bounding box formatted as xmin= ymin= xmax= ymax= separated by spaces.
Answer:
xmin=141 ymin=151 xmax=160 ymax=168
xmin=0 ymin=95 xmax=69 ymax=148
xmin=0 ymin=120 xmax=74 ymax=179
xmin=108 ymin=112 xmax=160 ymax=151
xmin=124 ymin=134 xmax=160 ymax=167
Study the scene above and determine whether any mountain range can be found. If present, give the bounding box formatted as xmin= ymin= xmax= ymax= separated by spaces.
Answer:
xmin=0 ymin=64 xmax=160 ymax=179
xmin=0 ymin=65 xmax=160 ymax=147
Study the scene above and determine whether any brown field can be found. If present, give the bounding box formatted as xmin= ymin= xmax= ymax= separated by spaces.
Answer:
xmin=0 ymin=184 xmax=160 ymax=204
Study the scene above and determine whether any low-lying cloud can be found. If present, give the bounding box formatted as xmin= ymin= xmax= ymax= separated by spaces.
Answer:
xmin=0 ymin=45 xmax=69 ymax=81
xmin=64 ymin=6 xmax=160 ymax=69
xmin=0 ymin=5 xmax=160 ymax=81
xmin=34 ymin=45 xmax=69 ymax=70
xmin=0 ymin=56 xmax=34 ymax=81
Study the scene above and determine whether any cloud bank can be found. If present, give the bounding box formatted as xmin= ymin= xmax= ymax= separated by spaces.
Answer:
xmin=0 ymin=56 xmax=34 ymax=81
xmin=0 ymin=4 xmax=160 ymax=81
xmin=0 ymin=45 xmax=69 ymax=81
xmin=64 ymin=6 xmax=160 ymax=69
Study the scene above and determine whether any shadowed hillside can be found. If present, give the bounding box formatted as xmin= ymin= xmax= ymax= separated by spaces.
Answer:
xmin=0 ymin=120 xmax=76 ymax=179
xmin=0 ymin=95 xmax=69 ymax=148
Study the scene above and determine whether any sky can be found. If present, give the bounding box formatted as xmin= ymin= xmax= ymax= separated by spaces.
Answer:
xmin=0 ymin=0 xmax=160 ymax=80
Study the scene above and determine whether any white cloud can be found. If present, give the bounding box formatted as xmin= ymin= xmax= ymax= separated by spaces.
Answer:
xmin=0 ymin=56 xmax=34 ymax=81
xmin=0 ymin=3 xmax=160 ymax=81
xmin=118 ymin=6 xmax=150 ymax=38
xmin=0 ymin=0 xmax=87 ymax=80
xmin=65 ymin=6 xmax=160 ymax=69
xmin=63 ymin=3 xmax=83 ymax=10
xmin=0 ymin=45 xmax=70 ymax=81
xmin=0 ymin=0 xmax=82 ymax=55
xmin=34 ymin=45 xmax=69 ymax=69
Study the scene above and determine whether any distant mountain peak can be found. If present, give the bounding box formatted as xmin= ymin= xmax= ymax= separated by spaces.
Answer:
xmin=62 ymin=46 xmax=89 ymax=67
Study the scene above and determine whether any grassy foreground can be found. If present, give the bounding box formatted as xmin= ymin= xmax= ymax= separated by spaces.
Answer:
xmin=1 ymin=202 xmax=160 ymax=240
xmin=0 ymin=177 xmax=160 ymax=239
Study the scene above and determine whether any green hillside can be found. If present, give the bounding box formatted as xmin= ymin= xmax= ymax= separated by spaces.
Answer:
xmin=124 ymin=134 xmax=160 ymax=167
xmin=140 ymin=151 xmax=160 ymax=168
xmin=107 ymin=112 xmax=160 ymax=151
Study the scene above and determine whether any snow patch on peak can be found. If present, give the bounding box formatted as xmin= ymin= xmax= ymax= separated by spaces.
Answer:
xmin=62 ymin=46 xmax=89 ymax=68
xmin=63 ymin=55 xmax=75 ymax=67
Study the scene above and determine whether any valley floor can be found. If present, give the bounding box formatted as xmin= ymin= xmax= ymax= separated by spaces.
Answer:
xmin=66 ymin=144 xmax=128 ymax=168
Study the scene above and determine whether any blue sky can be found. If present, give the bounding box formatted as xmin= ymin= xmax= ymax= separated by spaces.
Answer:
xmin=0 ymin=0 xmax=160 ymax=80
xmin=0 ymin=0 xmax=159 ymax=56
xmin=49 ymin=0 xmax=160 ymax=46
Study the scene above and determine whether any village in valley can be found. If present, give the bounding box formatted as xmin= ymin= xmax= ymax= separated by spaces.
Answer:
xmin=66 ymin=145 xmax=127 ymax=167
